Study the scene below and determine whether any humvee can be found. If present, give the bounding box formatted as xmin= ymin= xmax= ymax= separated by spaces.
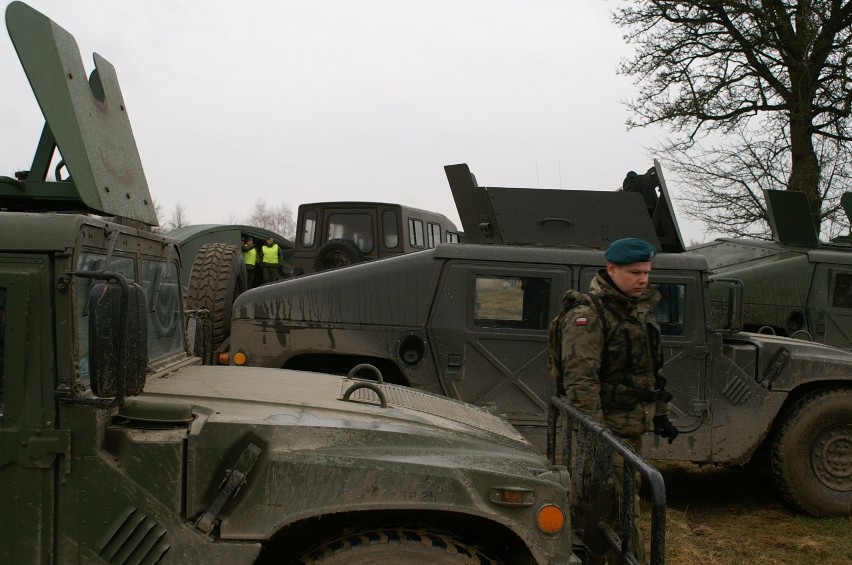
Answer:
xmin=292 ymin=201 xmax=460 ymax=275
xmin=230 ymin=162 xmax=852 ymax=517
xmin=688 ymin=189 xmax=852 ymax=350
xmin=0 ymin=4 xmax=662 ymax=563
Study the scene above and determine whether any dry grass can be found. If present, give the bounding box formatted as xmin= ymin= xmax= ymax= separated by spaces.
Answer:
xmin=639 ymin=454 xmax=852 ymax=564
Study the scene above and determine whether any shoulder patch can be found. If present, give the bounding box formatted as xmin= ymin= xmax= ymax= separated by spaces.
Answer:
xmin=575 ymin=317 xmax=588 ymax=326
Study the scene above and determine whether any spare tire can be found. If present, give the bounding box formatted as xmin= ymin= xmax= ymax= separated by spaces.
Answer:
xmin=186 ymin=243 xmax=246 ymax=351
xmin=313 ymin=238 xmax=364 ymax=272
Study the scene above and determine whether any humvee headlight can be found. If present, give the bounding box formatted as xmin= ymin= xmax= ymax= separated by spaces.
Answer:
xmin=535 ymin=504 xmax=565 ymax=534
xmin=489 ymin=487 xmax=534 ymax=506
xmin=232 ymin=351 xmax=247 ymax=366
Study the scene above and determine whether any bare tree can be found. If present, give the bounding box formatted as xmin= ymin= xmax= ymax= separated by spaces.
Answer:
xmin=246 ymin=199 xmax=296 ymax=239
xmin=670 ymin=119 xmax=852 ymax=239
xmin=160 ymin=202 xmax=189 ymax=233
xmin=614 ymin=1 xmax=852 ymax=235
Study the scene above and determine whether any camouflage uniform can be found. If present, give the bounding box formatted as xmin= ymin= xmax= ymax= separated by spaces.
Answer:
xmin=549 ymin=269 xmax=670 ymax=565
xmin=550 ymin=270 xmax=669 ymax=436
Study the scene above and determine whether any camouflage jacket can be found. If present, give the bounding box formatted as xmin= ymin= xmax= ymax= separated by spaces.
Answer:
xmin=549 ymin=271 xmax=668 ymax=438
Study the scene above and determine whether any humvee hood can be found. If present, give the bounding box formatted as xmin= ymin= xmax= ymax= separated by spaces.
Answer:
xmin=143 ymin=365 xmax=536 ymax=453
xmin=731 ymin=332 xmax=852 ymax=389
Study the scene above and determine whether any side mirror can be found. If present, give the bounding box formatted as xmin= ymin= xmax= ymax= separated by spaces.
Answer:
xmin=711 ymin=278 xmax=744 ymax=333
xmin=89 ymin=278 xmax=148 ymax=399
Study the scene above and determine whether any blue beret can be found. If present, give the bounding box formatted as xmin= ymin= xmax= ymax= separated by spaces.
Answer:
xmin=605 ymin=238 xmax=656 ymax=264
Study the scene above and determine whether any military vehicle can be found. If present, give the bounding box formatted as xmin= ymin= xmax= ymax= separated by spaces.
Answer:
xmin=0 ymin=4 xmax=664 ymax=563
xmin=230 ymin=162 xmax=852 ymax=517
xmin=292 ymin=201 xmax=460 ymax=275
xmin=687 ymin=189 xmax=852 ymax=350
xmin=169 ymin=224 xmax=294 ymax=290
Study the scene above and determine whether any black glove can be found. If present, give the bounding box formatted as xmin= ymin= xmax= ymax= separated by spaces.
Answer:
xmin=653 ymin=414 xmax=679 ymax=444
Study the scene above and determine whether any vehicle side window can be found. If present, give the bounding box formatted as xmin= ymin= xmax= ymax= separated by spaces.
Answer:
xmin=142 ymin=259 xmax=185 ymax=360
xmin=427 ymin=222 xmax=441 ymax=248
xmin=0 ymin=287 xmax=5 ymax=417
xmin=655 ymin=283 xmax=685 ymax=336
xmin=408 ymin=218 xmax=425 ymax=247
xmin=447 ymin=232 xmax=460 ymax=244
xmin=327 ymin=213 xmax=374 ymax=252
xmin=474 ymin=275 xmax=551 ymax=330
xmin=382 ymin=210 xmax=399 ymax=248
xmin=831 ymin=272 xmax=852 ymax=308
xmin=301 ymin=210 xmax=317 ymax=247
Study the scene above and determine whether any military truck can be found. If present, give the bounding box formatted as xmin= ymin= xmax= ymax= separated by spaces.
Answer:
xmin=230 ymin=162 xmax=852 ymax=517
xmin=292 ymin=200 xmax=460 ymax=275
xmin=687 ymin=189 xmax=852 ymax=350
xmin=169 ymin=224 xmax=294 ymax=290
xmin=0 ymin=5 xmax=661 ymax=563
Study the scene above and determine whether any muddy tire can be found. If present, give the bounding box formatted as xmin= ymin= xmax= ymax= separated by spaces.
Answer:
xmin=296 ymin=528 xmax=501 ymax=564
xmin=186 ymin=243 xmax=246 ymax=351
xmin=313 ymin=239 xmax=363 ymax=272
xmin=771 ymin=387 xmax=852 ymax=517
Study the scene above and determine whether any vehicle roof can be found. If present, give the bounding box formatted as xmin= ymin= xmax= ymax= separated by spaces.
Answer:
xmin=168 ymin=224 xmax=294 ymax=248
xmin=298 ymin=201 xmax=457 ymax=226
xmin=433 ymin=242 xmax=709 ymax=271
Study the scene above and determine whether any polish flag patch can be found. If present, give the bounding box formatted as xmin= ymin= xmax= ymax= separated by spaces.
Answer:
xmin=575 ymin=317 xmax=588 ymax=326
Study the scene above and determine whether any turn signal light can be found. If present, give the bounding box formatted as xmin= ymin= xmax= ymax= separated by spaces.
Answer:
xmin=489 ymin=487 xmax=534 ymax=506
xmin=218 ymin=352 xmax=230 ymax=365
xmin=232 ymin=351 xmax=247 ymax=366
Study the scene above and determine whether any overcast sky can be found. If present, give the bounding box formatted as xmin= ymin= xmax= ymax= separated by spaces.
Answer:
xmin=1 ymin=0 xmax=710 ymax=243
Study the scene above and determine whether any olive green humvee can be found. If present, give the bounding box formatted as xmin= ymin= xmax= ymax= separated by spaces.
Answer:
xmin=230 ymin=162 xmax=852 ymax=518
xmin=1 ymin=4 xmax=661 ymax=563
xmin=688 ymin=189 xmax=852 ymax=350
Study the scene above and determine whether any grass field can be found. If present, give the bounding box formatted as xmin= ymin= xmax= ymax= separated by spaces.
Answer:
xmin=645 ymin=454 xmax=852 ymax=564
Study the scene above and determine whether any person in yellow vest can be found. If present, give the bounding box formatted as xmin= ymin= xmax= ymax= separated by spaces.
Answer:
xmin=242 ymin=237 xmax=258 ymax=289
xmin=261 ymin=236 xmax=282 ymax=284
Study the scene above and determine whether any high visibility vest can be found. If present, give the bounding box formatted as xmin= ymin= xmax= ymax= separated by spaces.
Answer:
xmin=243 ymin=247 xmax=257 ymax=266
xmin=261 ymin=243 xmax=279 ymax=264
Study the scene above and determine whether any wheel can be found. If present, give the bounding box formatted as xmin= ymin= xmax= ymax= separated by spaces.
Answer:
xmin=313 ymin=239 xmax=363 ymax=272
xmin=771 ymin=387 xmax=852 ymax=517
xmin=295 ymin=528 xmax=501 ymax=564
xmin=186 ymin=243 xmax=246 ymax=352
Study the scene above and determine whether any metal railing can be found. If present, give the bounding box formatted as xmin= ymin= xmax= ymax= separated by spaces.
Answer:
xmin=547 ymin=396 xmax=666 ymax=565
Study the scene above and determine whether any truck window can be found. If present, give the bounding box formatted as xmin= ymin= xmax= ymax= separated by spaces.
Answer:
xmin=447 ymin=232 xmax=460 ymax=243
xmin=427 ymin=222 xmax=441 ymax=248
xmin=474 ymin=275 xmax=551 ymax=330
xmin=831 ymin=272 xmax=852 ymax=308
xmin=0 ymin=287 xmax=5 ymax=416
xmin=655 ymin=283 xmax=686 ymax=336
xmin=75 ymin=252 xmax=137 ymax=383
xmin=382 ymin=210 xmax=399 ymax=248
xmin=327 ymin=213 xmax=373 ymax=252
xmin=409 ymin=218 xmax=424 ymax=247
xmin=301 ymin=210 xmax=317 ymax=247
xmin=142 ymin=259 xmax=185 ymax=360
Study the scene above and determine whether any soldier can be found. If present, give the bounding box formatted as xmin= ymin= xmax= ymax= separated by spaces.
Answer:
xmin=549 ymin=237 xmax=678 ymax=564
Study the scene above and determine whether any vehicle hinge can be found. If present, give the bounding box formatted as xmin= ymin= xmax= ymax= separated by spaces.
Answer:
xmin=194 ymin=443 xmax=262 ymax=535
xmin=14 ymin=429 xmax=71 ymax=472
xmin=688 ymin=345 xmax=710 ymax=358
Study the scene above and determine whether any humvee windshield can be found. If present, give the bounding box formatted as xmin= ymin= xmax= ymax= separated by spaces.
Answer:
xmin=75 ymin=251 xmax=185 ymax=383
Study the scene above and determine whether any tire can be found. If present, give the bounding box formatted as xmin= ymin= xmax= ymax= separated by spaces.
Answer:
xmin=186 ymin=243 xmax=246 ymax=351
xmin=313 ymin=239 xmax=363 ymax=272
xmin=295 ymin=528 xmax=501 ymax=564
xmin=771 ymin=387 xmax=852 ymax=517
